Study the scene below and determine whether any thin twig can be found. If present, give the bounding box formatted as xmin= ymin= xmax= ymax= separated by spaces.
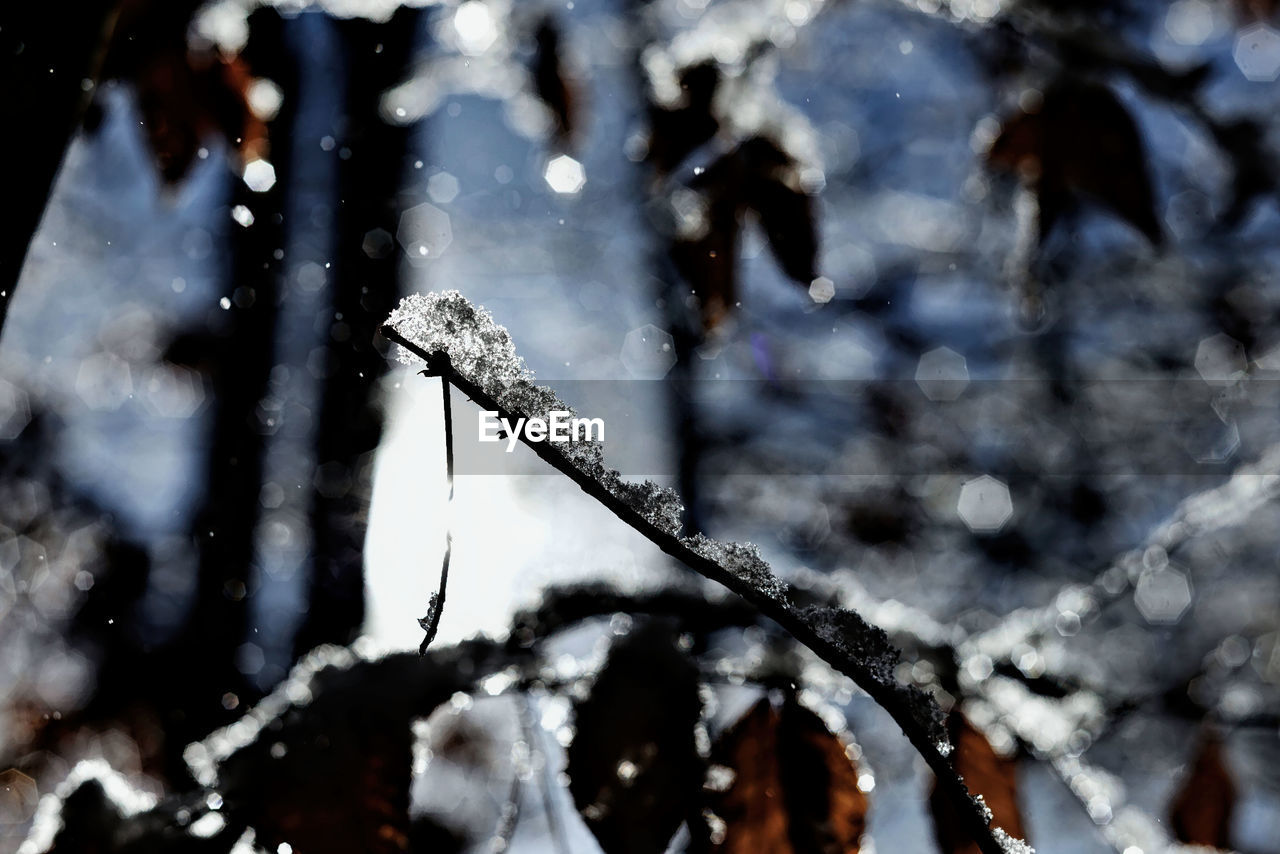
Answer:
xmin=382 ymin=325 xmax=1015 ymax=854
xmin=418 ymin=357 xmax=455 ymax=655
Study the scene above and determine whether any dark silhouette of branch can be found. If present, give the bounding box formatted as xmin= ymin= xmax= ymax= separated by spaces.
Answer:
xmin=0 ymin=1 xmax=117 ymax=342
xmin=26 ymin=581 xmax=765 ymax=852
xmin=294 ymin=9 xmax=423 ymax=656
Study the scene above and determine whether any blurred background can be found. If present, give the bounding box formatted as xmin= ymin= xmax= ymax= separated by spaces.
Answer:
xmin=2 ymin=0 xmax=1280 ymax=852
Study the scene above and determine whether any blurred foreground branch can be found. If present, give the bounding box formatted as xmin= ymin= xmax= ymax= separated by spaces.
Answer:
xmin=21 ymin=582 xmax=759 ymax=854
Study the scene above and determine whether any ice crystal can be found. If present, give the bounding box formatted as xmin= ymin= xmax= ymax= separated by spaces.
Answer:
xmin=974 ymin=794 xmax=994 ymax=822
xmin=682 ymin=534 xmax=788 ymax=602
xmin=804 ymin=605 xmax=901 ymax=685
xmin=801 ymin=605 xmax=951 ymax=750
xmin=993 ymin=827 xmax=1034 ymax=854
xmin=898 ymin=682 xmax=950 ymax=753
xmin=386 ymin=291 xmax=529 ymax=391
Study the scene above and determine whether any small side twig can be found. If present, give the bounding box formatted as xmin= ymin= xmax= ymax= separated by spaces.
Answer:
xmin=417 ymin=355 xmax=455 ymax=655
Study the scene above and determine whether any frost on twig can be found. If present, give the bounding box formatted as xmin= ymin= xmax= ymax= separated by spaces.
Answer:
xmin=385 ymin=291 xmax=789 ymax=601
xmin=383 ymin=290 xmax=1025 ymax=854
xmin=803 ymin=604 xmax=949 ymax=750
xmin=386 ymin=291 xmax=685 ymax=535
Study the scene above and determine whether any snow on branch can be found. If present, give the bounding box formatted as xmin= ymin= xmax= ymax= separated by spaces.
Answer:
xmin=386 ymin=291 xmax=688 ymax=535
xmin=382 ymin=289 xmax=1028 ymax=854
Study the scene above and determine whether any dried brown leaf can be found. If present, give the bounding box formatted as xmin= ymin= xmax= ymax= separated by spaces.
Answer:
xmin=647 ymin=62 xmax=721 ymax=176
xmin=102 ymin=0 xmax=268 ymax=184
xmin=1233 ymin=0 xmax=1280 ymax=22
xmin=706 ymin=695 xmax=868 ymax=854
xmin=741 ymin=138 xmax=819 ymax=285
xmin=1170 ymin=733 xmax=1235 ymax=849
xmin=670 ymin=136 xmax=820 ymax=330
xmin=566 ymin=622 xmax=704 ymax=854
xmin=988 ymin=80 xmax=1162 ymax=247
xmin=670 ymin=187 xmax=741 ymax=330
xmin=253 ymin=724 xmax=413 ymax=854
xmin=532 ymin=16 xmax=579 ymax=148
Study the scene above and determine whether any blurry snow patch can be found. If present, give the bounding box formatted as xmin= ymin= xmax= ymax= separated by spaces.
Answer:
xmin=231 ymin=204 xmax=256 ymax=228
xmin=915 ymin=346 xmax=969 ymax=401
xmin=242 ymin=159 xmax=277 ymax=193
xmin=544 ymin=155 xmax=587 ymax=195
xmin=620 ymin=324 xmax=676 ymax=379
xmin=452 ymin=1 xmax=498 ymax=56
xmin=1133 ymin=564 xmax=1193 ymax=625
xmin=246 ymin=79 xmax=283 ymax=121
xmin=914 ymin=0 xmax=1006 ymax=25
xmin=1150 ymin=442 xmax=1280 ymax=543
xmin=381 ymin=52 xmax=525 ymax=128
xmin=1194 ymin=333 xmax=1246 ymax=385
xmin=189 ymin=811 xmax=227 ymax=837
xmin=196 ymin=0 xmax=448 ymax=48
xmin=872 ymin=192 xmax=972 ymax=251
xmin=1234 ymin=24 xmax=1280 ymax=82
xmin=378 ymin=0 xmax=564 ymax=142
xmin=645 ymin=0 xmax=836 ymax=97
xmin=192 ymin=0 xmax=251 ymax=54
xmin=972 ymin=677 xmax=1106 ymax=757
xmin=397 ymin=203 xmax=453 ymax=263
xmin=640 ymin=0 xmax=826 ymax=174
xmin=229 ymin=829 xmax=267 ymax=854
xmin=957 ymin=475 xmax=1013 ymax=533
